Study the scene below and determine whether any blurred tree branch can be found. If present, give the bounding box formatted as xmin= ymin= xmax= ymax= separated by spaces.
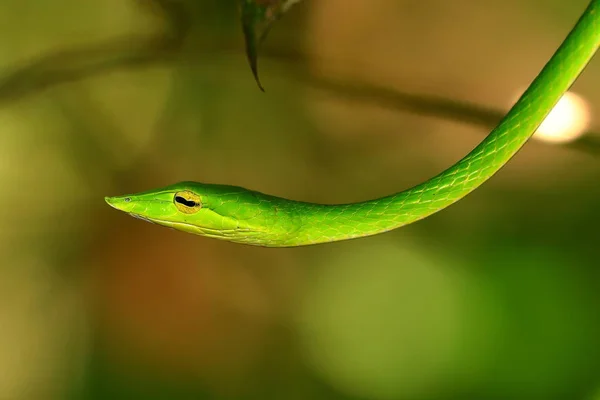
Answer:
xmin=0 ymin=0 xmax=599 ymax=158
xmin=0 ymin=0 xmax=189 ymax=102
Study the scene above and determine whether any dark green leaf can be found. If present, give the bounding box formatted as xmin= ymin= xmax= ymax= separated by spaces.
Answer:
xmin=239 ymin=0 xmax=302 ymax=91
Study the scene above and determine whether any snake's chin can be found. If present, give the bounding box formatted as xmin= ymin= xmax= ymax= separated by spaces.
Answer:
xmin=129 ymin=213 xmax=157 ymax=225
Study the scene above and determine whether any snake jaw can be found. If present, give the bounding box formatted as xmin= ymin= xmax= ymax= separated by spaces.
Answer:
xmin=129 ymin=213 xmax=157 ymax=225
xmin=105 ymin=196 xmax=133 ymax=212
xmin=106 ymin=196 xmax=158 ymax=225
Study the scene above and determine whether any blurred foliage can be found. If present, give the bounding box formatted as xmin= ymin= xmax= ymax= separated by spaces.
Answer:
xmin=1 ymin=1 xmax=600 ymax=400
xmin=239 ymin=0 xmax=303 ymax=90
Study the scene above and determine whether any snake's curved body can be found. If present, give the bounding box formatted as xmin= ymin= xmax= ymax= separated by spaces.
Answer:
xmin=106 ymin=1 xmax=600 ymax=247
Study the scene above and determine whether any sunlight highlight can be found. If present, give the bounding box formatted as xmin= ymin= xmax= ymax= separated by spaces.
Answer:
xmin=536 ymin=91 xmax=590 ymax=143
xmin=513 ymin=90 xmax=591 ymax=144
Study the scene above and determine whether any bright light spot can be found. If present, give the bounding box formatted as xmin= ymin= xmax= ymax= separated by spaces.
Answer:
xmin=535 ymin=91 xmax=590 ymax=143
xmin=514 ymin=91 xmax=590 ymax=144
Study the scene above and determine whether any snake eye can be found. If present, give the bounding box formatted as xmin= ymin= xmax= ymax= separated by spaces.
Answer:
xmin=174 ymin=191 xmax=202 ymax=214
xmin=175 ymin=196 xmax=197 ymax=207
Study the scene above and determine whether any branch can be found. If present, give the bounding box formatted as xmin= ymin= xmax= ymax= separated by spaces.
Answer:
xmin=0 ymin=0 xmax=598 ymax=157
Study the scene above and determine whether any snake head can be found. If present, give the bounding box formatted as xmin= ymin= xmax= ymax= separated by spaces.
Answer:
xmin=105 ymin=182 xmax=274 ymax=244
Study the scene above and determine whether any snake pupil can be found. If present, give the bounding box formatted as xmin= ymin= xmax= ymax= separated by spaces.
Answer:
xmin=175 ymin=196 xmax=198 ymax=208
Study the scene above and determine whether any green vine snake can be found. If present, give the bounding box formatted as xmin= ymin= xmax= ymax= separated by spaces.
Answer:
xmin=106 ymin=1 xmax=600 ymax=247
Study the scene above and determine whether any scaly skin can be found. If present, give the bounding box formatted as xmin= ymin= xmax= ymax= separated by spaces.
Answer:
xmin=106 ymin=0 xmax=600 ymax=247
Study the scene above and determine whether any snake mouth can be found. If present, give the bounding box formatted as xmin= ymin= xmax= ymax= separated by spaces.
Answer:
xmin=104 ymin=196 xmax=120 ymax=209
xmin=129 ymin=213 xmax=157 ymax=225
xmin=105 ymin=196 xmax=136 ymax=213
xmin=128 ymin=215 xmax=201 ymax=233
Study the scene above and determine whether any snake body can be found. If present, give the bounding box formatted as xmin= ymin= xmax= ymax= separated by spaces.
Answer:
xmin=106 ymin=1 xmax=600 ymax=247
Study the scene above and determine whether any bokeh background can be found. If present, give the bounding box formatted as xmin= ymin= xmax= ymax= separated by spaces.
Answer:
xmin=1 ymin=1 xmax=600 ymax=399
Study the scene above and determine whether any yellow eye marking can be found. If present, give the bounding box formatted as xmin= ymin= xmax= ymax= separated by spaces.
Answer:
xmin=173 ymin=191 xmax=202 ymax=214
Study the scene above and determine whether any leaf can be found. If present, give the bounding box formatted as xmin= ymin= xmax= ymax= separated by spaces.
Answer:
xmin=239 ymin=0 xmax=302 ymax=91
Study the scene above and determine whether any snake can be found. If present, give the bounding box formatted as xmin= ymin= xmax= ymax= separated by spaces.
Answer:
xmin=105 ymin=0 xmax=600 ymax=247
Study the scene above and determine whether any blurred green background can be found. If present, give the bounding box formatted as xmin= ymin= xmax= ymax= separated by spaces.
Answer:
xmin=1 ymin=1 xmax=600 ymax=399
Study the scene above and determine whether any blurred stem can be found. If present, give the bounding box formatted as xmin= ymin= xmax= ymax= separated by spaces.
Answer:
xmin=0 ymin=0 xmax=189 ymax=104
xmin=0 ymin=0 xmax=598 ymax=158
